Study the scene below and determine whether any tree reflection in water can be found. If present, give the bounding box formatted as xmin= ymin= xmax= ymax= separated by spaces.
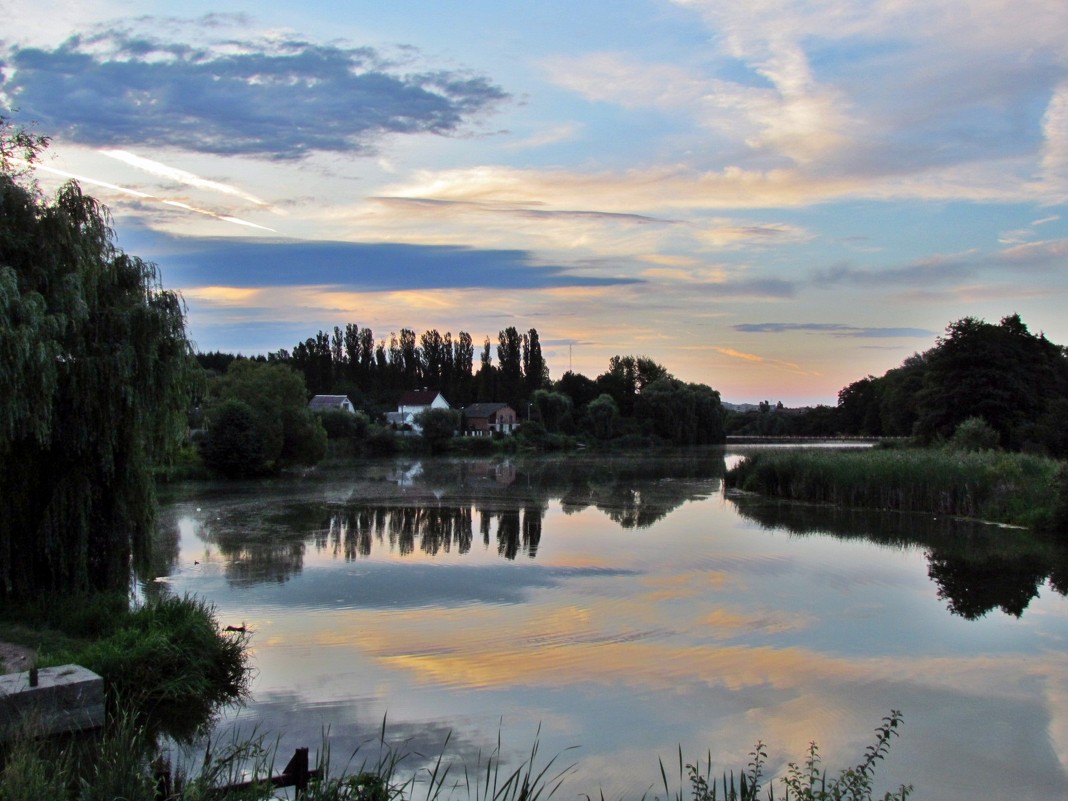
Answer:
xmin=178 ymin=453 xmax=726 ymax=585
xmin=727 ymin=492 xmax=1068 ymax=620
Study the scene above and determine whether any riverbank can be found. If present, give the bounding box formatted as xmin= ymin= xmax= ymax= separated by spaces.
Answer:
xmin=725 ymin=446 xmax=1068 ymax=532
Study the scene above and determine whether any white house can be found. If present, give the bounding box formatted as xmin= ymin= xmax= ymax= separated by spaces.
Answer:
xmin=388 ymin=390 xmax=451 ymax=434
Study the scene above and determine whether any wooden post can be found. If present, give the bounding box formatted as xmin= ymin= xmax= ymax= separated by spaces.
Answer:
xmin=283 ymin=747 xmax=310 ymax=793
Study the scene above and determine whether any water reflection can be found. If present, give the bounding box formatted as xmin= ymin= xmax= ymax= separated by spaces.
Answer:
xmin=155 ymin=453 xmax=1068 ymax=622
xmin=727 ymin=491 xmax=1068 ymax=619
xmin=323 ymin=504 xmax=544 ymax=560
xmin=153 ymin=453 xmax=1068 ymax=801
xmin=165 ymin=454 xmax=726 ymax=586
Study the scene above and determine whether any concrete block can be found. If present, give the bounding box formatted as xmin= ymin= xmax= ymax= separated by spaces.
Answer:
xmin=0 ymin=664 xmax=105 ymax=738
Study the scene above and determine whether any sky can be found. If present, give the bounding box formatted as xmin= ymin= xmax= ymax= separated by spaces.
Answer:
xmin=3 ymin=0 xmax=1068 ymax=405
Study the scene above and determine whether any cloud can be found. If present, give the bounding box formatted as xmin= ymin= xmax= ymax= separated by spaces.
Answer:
xmin=733 ymin=323 xmax=936 ymax=339
xmin=539 ymin=1 xmax=1068 ymax=198
xmin=371 ymin=197 xmax=676 ymax=226
xmin=128 ymin=229 xmax=640 ymax=292
xmin=32 ymin=162 xmax=277 ymax=230
xmin=813 ymin=238 xmax=1068 ymax=289
xmin=2 ymin=21 xmax=507 ymax=159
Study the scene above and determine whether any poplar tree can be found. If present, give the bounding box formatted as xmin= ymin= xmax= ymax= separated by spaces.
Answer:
xmin=0 ymin=121 xmax=196 ymax=600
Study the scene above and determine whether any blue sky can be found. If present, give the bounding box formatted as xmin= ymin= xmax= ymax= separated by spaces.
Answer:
xmin=4 ymin=0 xmax=1067 ymax=404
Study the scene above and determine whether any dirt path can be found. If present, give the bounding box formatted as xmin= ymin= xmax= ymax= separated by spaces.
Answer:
xmin=0 ymin=641 xmax=35 ymax=674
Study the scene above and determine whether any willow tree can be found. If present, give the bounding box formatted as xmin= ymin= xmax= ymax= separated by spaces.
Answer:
xmin=1 ymin=125 xmax=196 ymax=600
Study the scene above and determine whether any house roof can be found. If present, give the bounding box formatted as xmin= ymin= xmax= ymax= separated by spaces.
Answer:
xmin=308 ymin=394 xmax=353 ymax=409
xmin=398 ymin=389 xmax=448 ymax=407
xmin=463 ymin=402 xmax=512 ymax=419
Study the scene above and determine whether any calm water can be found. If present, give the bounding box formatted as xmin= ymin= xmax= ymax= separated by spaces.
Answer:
xmin=153 ymin=450 xmax=1068 ymax=800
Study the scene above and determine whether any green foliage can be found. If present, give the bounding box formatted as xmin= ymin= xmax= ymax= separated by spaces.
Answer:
xmin=0 ymin=134 xmax=196 ymax=601
xmin=199 ymin=360 xmax=326 ymax=476
xmin=637 ymin=377 xmax=725 ymax=445
xmin=779 ymin=712 xmax=910 ymax=801
xmin=513 ymin=420 xmax=576 ymax=453
xmin=837 ymin=314 xmax=1068 ymax=455
xmin=532 ymin=389 xmax=573 ymax=433
xmin=319 ymin=408 xmax=371 ymax=440
xmin=949 ymin=416 xmax=999 ymax=452
xmin=595 ymin=355 xmax=668 ymax=417
xmin=0 ymin=115 xmax=50 ymax=184
xmin=199 ymin=399 xmax=265 ymax=478
xmin=366 ymin=425 xmax=400 ymax=455
xmin=418 ymin=407 xmax=461 ymax=453
xmin=0 ymin=729 xmax=72 ymax=801
xmin=37 ymin=594 xmax=252 ymax=742
xmin=587 ymin=394 xmax=620 ymax=440
xmin=726 ymin=448 xmax=1064 ymax=531
xmin=0 ymin=700 xmax=914 ymax=801
xmin=0 ymin=590 xmax=129 ymax=641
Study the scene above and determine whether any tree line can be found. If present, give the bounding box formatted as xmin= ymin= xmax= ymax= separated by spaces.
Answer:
xmin=200 ymin=337 xmax=727 ymax=450
xmin=200 ymin=324 xmax=548 ymax=416
xmin=725 ymin=314 xmax=1068 ymax=457
xmin=835 ymin=314 xmax=1068 ymax=456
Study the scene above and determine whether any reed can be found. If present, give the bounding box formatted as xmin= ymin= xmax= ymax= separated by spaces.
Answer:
xmin=726 ymin=448 xmax=1066 ymax=531
xmin=0 ymin=709 xmax=912 ymax=801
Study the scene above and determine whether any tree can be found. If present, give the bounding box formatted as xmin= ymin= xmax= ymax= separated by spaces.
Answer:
xmin=201 ymin=360 xmax=325 ymax=474
xmin=914 ymin=315 xmax=1068 ymax=448
xmin=636 ymin=377 xmax=725 ymax=445
xmin=837 ymin=376 xmax=883 ymax=435
xmin=497 ymin=326 xmax=524 ymax=408
xmin=1 ymin=121 xmax=197 ymax=599
xmin=531 ymin=389 xmax=573 ymax=433
xmin=587 ymin=394 xmax=620 ymax=440
xmin=198 ymin=399 xmax=264 ymax=478
xmin=596 ymin=355 xmax=669 ymax=416
xmin=555 ymin=371 xmax=601 ymax=411
xmin=417 ymin=407 xmax=461 ymax=453
xmin=524 ymin=328 xmax=548 ymax=396
xmin=949 ymin=417 xmax=1000 ymax=452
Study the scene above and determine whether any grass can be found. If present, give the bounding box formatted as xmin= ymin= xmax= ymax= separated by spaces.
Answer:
xmin=725 ymin=447 xmax=1068 ymax=532
xmin=0 ymin=711 xmax=910 ymax=801
xmin=1 ymin=593 xmax=252 ymax=743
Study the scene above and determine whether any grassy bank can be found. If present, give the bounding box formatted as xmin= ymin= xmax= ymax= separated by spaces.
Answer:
xmin=0 ymin=593 xmax=251 ymax=742
xmin=726 ymin=447 xmax=1068 ymax=532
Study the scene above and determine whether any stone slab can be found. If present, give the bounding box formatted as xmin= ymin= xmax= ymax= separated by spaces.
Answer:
xmin=0 ymin=664 xmax=105 ymax=738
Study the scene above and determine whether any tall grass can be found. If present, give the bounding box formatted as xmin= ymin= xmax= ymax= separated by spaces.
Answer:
xmin=655 ymin=711 xmax=910 ymax=801
xmin=726 ymin=448 xmax=1066 ymax=531
xmin=1 ymin=711 xmax=910 ymax=801
xmin=16 ymin=593 xmax=253 ymax=743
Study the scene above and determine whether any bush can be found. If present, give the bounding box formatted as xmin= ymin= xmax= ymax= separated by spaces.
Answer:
xmin=365 ymin=425 xmax=399 ymax=455
xmin=39 ymin=594 xmax=251 ymax=742
xmin=318 ymin=409 xmax=370 ymax=440
xmin=950 ymin=417 xmax=999 ymax=452
xmin=418 ymin=408 xmax=461 ymax=453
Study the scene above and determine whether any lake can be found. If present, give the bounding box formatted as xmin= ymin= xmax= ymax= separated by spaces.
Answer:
xmin=153 ymin=449 xmax=1068 ymax=800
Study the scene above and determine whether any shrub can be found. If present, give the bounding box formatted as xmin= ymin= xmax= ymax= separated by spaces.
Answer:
xmin=949 ymin=417 xmax=999 ymax=452
xmin=39 ymin=594 xmax=251 ymax=742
